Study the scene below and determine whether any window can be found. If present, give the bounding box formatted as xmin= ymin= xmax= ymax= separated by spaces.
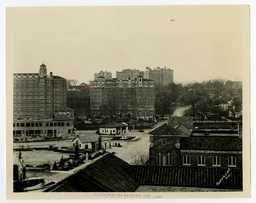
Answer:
xmin=156 ymin=152 xmax=163 ymax=165
xmin=198 ymin=156 xmax=206 ymax=166
xmin=213 ymin=156 xmax=221 ymax=167
xmin=183 ymin=155 xmax=191 ymax=165
xmin=228 ymin=156 xmax=237 ymax=167
xmin=166 ymin=153 xmax=172 ymax=165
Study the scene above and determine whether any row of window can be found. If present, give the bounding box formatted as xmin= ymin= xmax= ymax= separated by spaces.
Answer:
xmin=101 ymin=129 xmax=116 ymax=133
xmin=14 ymin=105 xmax=62 ymax=111
xmin=90 ymin=84 xmax=154 ymax=88
xmin=13 ymin=129 xmax=72 ymax=136
xmin=156 ymin=153 xmax=237 ymax=167
xmin=13 ymin=122 xmax=71 ymax=128
xmin=182 ymin=155 xmax=237 ymax=167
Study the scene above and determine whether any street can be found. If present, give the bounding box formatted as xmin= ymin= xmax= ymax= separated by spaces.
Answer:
xmin=106 ymin=121 xmax=167 ymax=164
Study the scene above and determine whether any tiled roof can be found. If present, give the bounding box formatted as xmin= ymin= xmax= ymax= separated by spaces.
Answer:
xmin=180 ymin=137 xmax=242 ymax=151
xmin=175 ymin=123 xmax=192 ymax=137
xmin=168 ymin=116 xmax=193 ymax=129
xmin=149 ymin=123 xmax=180 ymax=136
xmin=45 ymin=153 xmax=139 ymax=192
xmin=121 ymin=165 xmax=242 ymax=189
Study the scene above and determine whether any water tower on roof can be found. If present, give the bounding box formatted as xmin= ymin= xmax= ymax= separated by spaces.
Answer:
xmin=39 ymin=63 xmax=47 ymax=77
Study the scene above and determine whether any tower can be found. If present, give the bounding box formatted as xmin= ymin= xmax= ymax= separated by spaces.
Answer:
xmin=39 ymin=63 xmax=47 ymax=77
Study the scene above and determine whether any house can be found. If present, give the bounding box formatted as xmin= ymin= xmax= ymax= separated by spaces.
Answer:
xmin=99 ymin=122 xmax=128 ymax=135
xmin=72 ymin=133 xmax=112 ymax=151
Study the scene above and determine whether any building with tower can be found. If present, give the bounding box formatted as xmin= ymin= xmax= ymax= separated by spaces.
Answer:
xmin=13 ymin=64 xmax=74 ymax=141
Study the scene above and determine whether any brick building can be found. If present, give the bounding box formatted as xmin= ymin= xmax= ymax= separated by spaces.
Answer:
xmin=90 ymin=76 xmax=155 ymax=119
xmin=149 ymin=123 xmax=242 ymax=169
xmin=13 ymin=64 xmax=74 ymax=141
xmin=116 ymin=67 xmax=174 ymax=86
xmin=116 ymin=69 xmax=143 ymax=80
xmin=144 ymin=67 xmax=173 ymax=86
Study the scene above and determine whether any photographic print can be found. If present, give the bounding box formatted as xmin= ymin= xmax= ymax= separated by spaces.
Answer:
xmin=6 ymin=5 xmax=250 ymax=199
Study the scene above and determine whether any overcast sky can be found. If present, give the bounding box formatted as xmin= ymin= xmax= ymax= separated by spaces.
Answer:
xmin=6 ymin=6 xmax=249 ymax=84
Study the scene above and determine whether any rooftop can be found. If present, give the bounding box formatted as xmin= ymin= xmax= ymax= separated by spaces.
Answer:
xmin=44 ymin=153 xmax=242 ymax=192
xmin=121 ymin=165 xmax=242 ymax=190
xmin=180 ymin=136 xmax=242 ymax=151
xmin=149 ymin=123 xmax=180 ymax=136
xmin=44 ymin=153 xmax=139 ymax=192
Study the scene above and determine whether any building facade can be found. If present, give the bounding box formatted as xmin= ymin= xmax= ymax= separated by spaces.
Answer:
xmin=99 ymin=123 xmax=128 ymax=135
xmin=94 ymin=71 xmax=112 ymax=80
xmin=13 ymin=64 xmax=74 ymax=141
xmin=144 ymin=67 xmax=173 ymax=86
xmin=149 ymin=123 xmax=242 ymax=169
xmin=149 ymin=124 xmax=181 ymax=166
xmin=90 ymin=76 xmax=155 ymax=119
xmin=116 ymin=69 xmax=143 ymax=80
xmin=116 ymin=67 xmax=174 ymax=86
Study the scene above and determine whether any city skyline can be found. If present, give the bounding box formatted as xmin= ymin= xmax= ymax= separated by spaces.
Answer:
xmin=5 ymin=4 xmax=251 ymax=199
xmin=6 ymin=6 xmax=249 ymax=84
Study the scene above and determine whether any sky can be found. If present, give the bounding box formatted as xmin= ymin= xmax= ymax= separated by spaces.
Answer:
xmin=6 ymin=6 xmax=249 ymax=84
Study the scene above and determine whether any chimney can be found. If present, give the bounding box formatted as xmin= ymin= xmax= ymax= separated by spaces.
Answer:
xmin=50 ymin=72 xmax=53 ymax=77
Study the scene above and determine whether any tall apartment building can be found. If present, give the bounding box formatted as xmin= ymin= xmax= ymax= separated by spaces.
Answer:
xmin=144 ymin=67 xmax=173 ymax=86
xmin=13 ymin=64 xmax=74 ymax=141
xmin=90 ymin=76 xmax=155 ymax=119
xmin=116 ymin=69 xmax=143 ymax=80
xmin=94 ymin=71 xmax=112 ymax=80
xmin=116 ymin=67 xmax=173 ymax=86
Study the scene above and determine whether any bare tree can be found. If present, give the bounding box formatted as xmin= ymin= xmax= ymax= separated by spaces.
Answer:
xmin=130 ymin=151 xmax=148 ymax=165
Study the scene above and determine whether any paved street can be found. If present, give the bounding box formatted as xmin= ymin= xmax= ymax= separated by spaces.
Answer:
xmin=106 ymin=132 xmax=150 ymax=164
xmin=106 ymin=121 xmax=167 ymax=164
